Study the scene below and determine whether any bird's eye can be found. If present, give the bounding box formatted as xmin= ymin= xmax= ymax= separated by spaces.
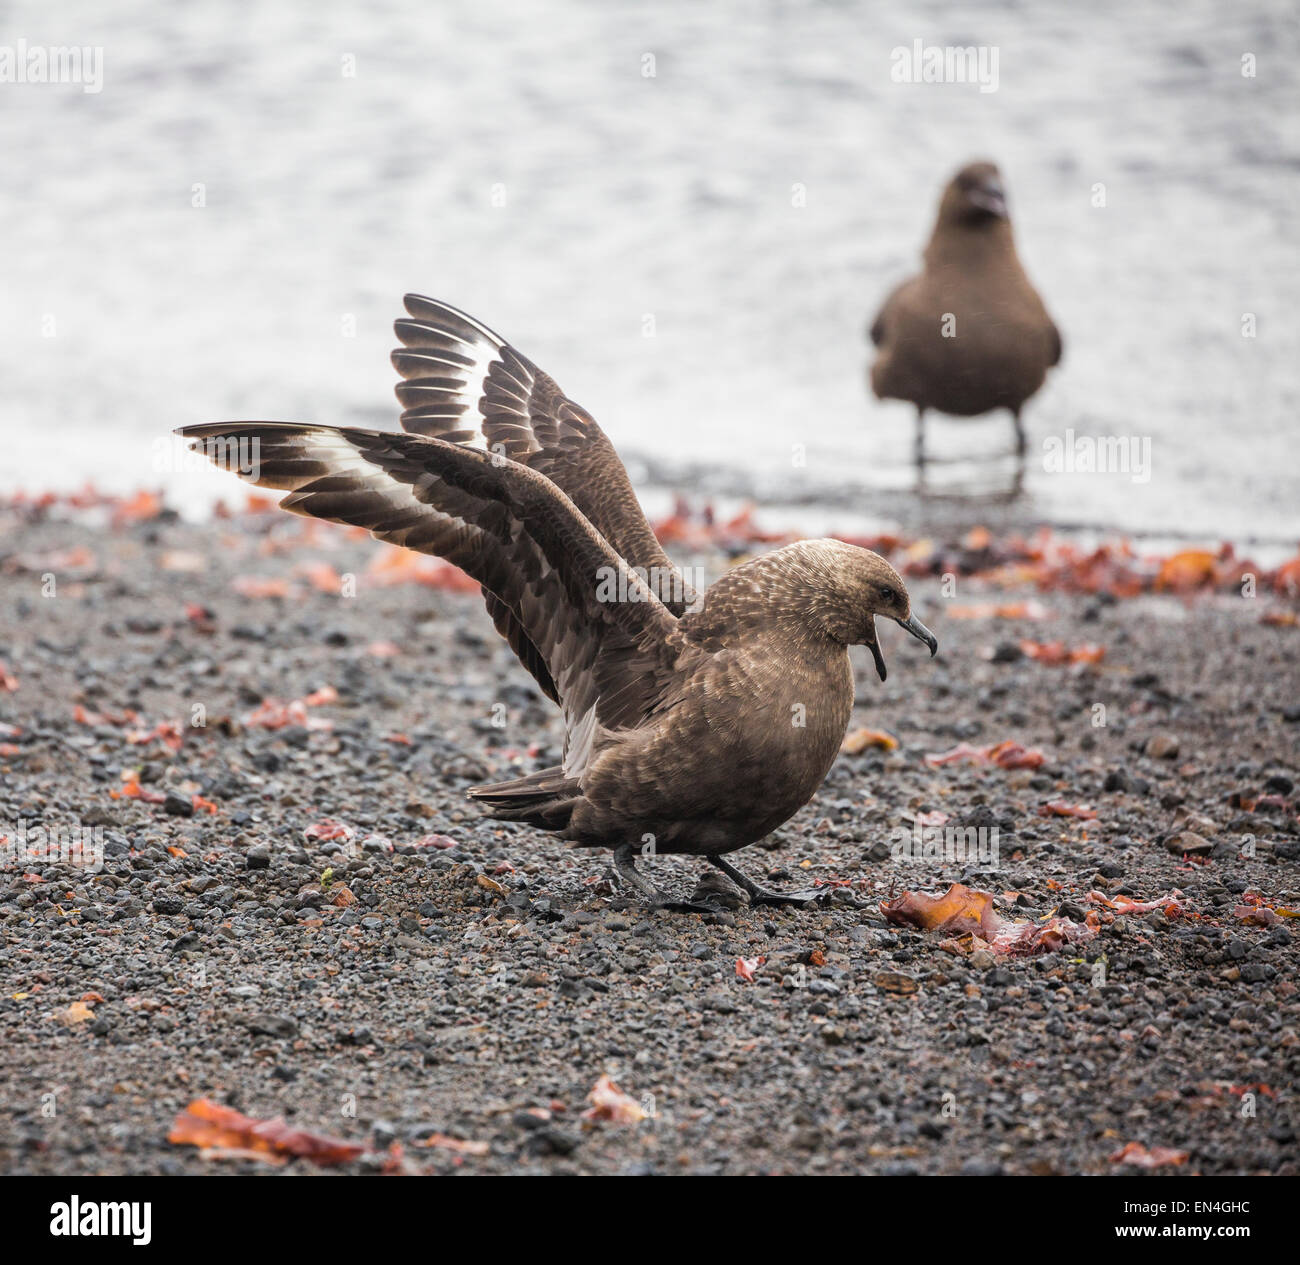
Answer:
xmin=881 ymin=587 xmax=897 ymax=604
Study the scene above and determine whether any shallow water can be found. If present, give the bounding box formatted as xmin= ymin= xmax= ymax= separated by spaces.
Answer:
xmin=2 ymin=0 xmax=1297 ymax=541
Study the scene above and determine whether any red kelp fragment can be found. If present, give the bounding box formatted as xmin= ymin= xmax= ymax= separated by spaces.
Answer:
xmin=994 ymin=917 xmax=1098 ymax=957
xmin=366 ymin=544 xmax=480 ymax=592
xmin=415 ymin=1133 xmax=489 ymax=1157
xmin=1232 ymin=892 xmax=1298 ymax=925
xmin=881 ymin=883 xmax=1001 ymax=939
xmin=184 ymin=602 xmax=217 ymax=633
xmin=126 ymin=720 xmax=184 ymax=752
xmin=412 ymin=834 xmax=458 ymax=849
xmin=110 ymin=490 xmax=163 ymax=526
xmin=1019 ymin=640 xmax=1105 ymax=666
xmin=1274 ymin=553 xmax=1300 ymax=598
xmin=110 ymin=770 xmax=166 ymax=804
xmin=1154 ymin=550 xmax=1219 ymax=593
xmin=0 ymin=662 xmax=18 ymax=691
xmin=1040 ymin=800 xmax=1098 ymax=819
xmin=736 ymin=956 xmax=765 ymax=982
xmin=232 ymin=576 xmax=292 ymax=599
xmin=882 ymin=883 xmax=1096 ymax=957
xmin=841 ymin=728 xmax=899 ymax=754
xmin=244 ymin=686 xmax=337 ymax=731
xmin=924 ymin=742 xmax=986 ymax=767
xmin=74 ymin=704 xmax=141 ymax=727
xmin=1089 ymin=890 xmax=1184 ymax=918
xmin=653 ymin=498 xmax=791 ymax=553
xmin=303 ymin=819 xmax=353 ymax=843
xmin=1109 ymin=1141 xmax=1189 ymax=1169
xmin=298 ymin=561 xmax=343 ymax=593
xmin=581 ymin=1075 xmax=648 ymax=1125
xmin=925 ymin=740 xmax=1046 ymax=770
xmin=947 ymin=600 xmax=1049 ymax=620
xmin=984 ymin=740 xmax=1046 ymax=769
xmin=168 ymin=1098 xmax=365 ymax=1166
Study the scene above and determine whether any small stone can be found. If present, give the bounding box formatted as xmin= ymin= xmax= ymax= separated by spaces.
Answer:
xmin=245 ymin=845 xmax=271 ymax=870
xmin=1146 ymin=733 xmax=1180 ymax=760
xmin=243 ymin=1013 xmax=298 ymax=1038
xmin=1165 ymin=832 xmax=1213 ymax=857
xmin=163 ymin=792 xmax=194 ymax=818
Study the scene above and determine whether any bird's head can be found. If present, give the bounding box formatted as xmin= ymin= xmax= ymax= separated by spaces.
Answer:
xmin=939 ymin=160 xmax=1009 ymax=227
xmin=770 ymin=540 xmax=938 ymax=680
xmin=846 ymin=548 xmax=938 ymax=681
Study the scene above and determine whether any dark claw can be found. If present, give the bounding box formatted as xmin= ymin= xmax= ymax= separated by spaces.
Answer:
xmin=747 ymin=887 xmax=835 ymax=908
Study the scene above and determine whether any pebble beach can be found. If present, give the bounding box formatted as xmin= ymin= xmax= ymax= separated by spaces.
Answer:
xmin=1 ymin=494 xmax=1296 ymax=1175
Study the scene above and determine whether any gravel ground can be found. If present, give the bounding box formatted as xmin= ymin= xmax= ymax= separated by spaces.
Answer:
xmin=1 ymin=503 xmax=1297 ymax=1176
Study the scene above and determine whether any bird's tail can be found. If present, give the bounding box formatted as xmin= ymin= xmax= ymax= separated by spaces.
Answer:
xmin=467 ymin=765 xmax=581 ymax=830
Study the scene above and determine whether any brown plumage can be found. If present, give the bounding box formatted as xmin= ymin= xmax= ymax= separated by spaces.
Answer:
xmin=870 ymin=160 xmax=1062 ymax=463
xmin=179 ymin=296 xmax=937 ymax=910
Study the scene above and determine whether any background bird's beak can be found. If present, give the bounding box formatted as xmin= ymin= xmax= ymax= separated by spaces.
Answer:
xmin=968 ymin=181 xmax=1008 ymax=218
xmin=896 ymin=613 xmax=938 ymax=656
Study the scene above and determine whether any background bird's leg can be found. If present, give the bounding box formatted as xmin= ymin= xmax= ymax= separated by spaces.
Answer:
xmin=914 ymin=407 xmax=928 ymax=467
xmin=708 ymin=856 xmax=833 ymax=907
xmin=1011 ymin=407 xmax=1026 ymax=459
xmin=613 ymin=844 xmax=720 ymax=914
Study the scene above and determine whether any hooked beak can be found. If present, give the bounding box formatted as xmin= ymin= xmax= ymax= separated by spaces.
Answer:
xmin=968 ymin=181 xmax=1008 ymax=219
xmin=897 ymin=613 xmax=938 ymax=657
xmin=865 ymin=614 xmax=937 ymax=683
xmin=867 ymin=628 xmax=888 ymax=682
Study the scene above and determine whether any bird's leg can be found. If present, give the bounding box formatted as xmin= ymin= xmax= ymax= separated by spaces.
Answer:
xmin=1011 ymin=408 xmax=1026 ymax=459
xmin=914 ymin=407 xmax=928 ymax=467
xmin=708 ymin=856 xmax=835 ymax=908
xmin=612 ymin=844 xmax=721 ymax=914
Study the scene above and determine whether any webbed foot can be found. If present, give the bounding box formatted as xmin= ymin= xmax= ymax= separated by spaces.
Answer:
xmin=708 ymin=856 xmax=841 ymax=908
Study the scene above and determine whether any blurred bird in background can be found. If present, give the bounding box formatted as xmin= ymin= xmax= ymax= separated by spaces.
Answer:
xmin=869 ymin=161 xmax=1061 ymax=485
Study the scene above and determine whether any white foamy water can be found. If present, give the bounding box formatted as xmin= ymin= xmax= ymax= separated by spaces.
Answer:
xmin=2 ymin=0 xmax=1297 ymax=540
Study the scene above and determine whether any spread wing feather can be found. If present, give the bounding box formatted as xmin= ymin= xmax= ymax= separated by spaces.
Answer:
xmin=392 ymin=295 xmax=697 ymax=614
xmin=178 ymin=421 xmax=688 ymax=777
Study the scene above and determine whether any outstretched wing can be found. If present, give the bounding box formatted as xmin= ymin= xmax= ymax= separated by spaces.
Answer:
xmin=179 ymin=422 xmax=690 ymax=778
xmin=391 ymin=295 xmax=697 ymax=615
